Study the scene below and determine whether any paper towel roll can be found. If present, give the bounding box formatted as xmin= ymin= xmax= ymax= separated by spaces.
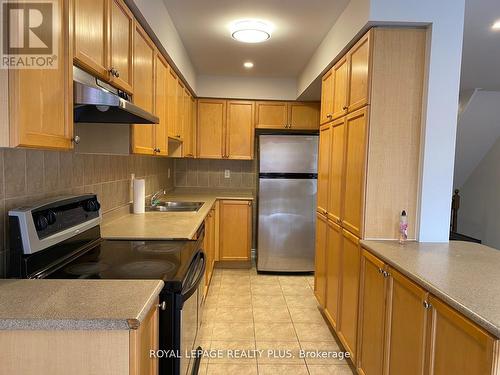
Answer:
xmin=133 ymin=178 xmax=145 ymax=214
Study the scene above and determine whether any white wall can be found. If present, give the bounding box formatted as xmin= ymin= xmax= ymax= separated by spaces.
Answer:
xmin=197 ymin=75 xmax=298 ymax=100
xmin=129 ymin=0 xmax=197 ymax=91
xmin=458 ymin=136 xmax=500 ymax=249
xmin=368 ymin=0 xmax=465 ymax=242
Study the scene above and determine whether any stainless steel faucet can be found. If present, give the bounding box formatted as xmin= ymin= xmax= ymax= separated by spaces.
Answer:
xmin=150 ymin=190 xmax=167 ymax=206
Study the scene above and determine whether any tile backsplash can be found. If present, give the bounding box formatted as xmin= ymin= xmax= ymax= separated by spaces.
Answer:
xmin=0 ymin=148 xmax=173 ymax=276
xmin=174 ymin=158 xmax=256 ymax=190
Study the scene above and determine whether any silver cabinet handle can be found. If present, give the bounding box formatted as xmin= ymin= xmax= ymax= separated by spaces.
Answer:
xmin=72 ymin=135 xmax=81 ymax=144
xmin=326 ymin=114 xmax=333 ymax=119
xmin=158 ymin=301 xmax=167 ymax=311
xmin=423 ymin=301 xmax=432 ymax=309
xmin=382 ymin=270 xmax=390 ymax=278
xmin=378 ymin=268 xmax=384 ymax=274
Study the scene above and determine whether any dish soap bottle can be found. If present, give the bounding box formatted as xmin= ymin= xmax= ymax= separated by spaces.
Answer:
xmin=399 ymin=210 xmax=408 ymax=244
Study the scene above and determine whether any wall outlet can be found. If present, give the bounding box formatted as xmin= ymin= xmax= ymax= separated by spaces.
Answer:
xmin=224 ymin=169 xmax=230 ymax=178
xmin=168 ymin=168 xmax=171 ymax=178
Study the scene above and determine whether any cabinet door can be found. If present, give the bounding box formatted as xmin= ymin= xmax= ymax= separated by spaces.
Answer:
xmin=317 ymin=124 xmax=331 ymax=216
xmin=176 ymin=80 xmax=185 ymax=141
xmin=197 ymin=99 xmax=225 ymax=159
xmin=154 ymin=54 xmax=168 ymax=156
xmin=327 ymin=117 xmax=346 ymax=224
xmin=255 ymin=101 xmax=288 ymax=129
xmin=289 ymin=102 xmax=320 ymax=130
xmin=73 ymin=0 xmax=108 ymax=78
xmin=226 ymin=101 xmax=255 ymax=160
xmin=427 ymin=296 xmax=497 ymax=375
xmin=219 ymin=200 xmax=252 ymax=261
xmin=182 ymin=89 xmax=194 ymax=157
xmin=9 ymin=0 xmax=73 ymax=149
xmin=321 ymin=68 xmax=334 ymax=124
xmin=131 ymin=24 xmax=155 ymax=155
xmin=338 ymin=229 xmax=361 ymax=361
xmin=314 ymin=212 xmax=328 ymax=307
xmin=342 ymin=108 xmax=368 ymax=237
xmin=109 ymin=0 xmax=134 ymax=93
xmin=358 ymin=249 xmax=388 ymax=375
xmin=386 ymin=268 xmax=428 ymax=375
xmin=324 ymin=220 xmax=342 ymax=329
xmin=332 ymin=56 xmax=349 ymax=120
xmin=348 ymin=31 xmax=371 ymax=112
xmin=204 ymin=210 xmax=215 ymax=288
xmin=130 ymin=301 xmax=159 ymax=375
xmin=167 ymin=68 xmax=178 ymax=140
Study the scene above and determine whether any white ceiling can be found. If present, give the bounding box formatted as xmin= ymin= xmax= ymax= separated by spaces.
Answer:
xmin=461 ymin=0 xmax=500 ymax=91
xmin=162 ymin=0 xmax=349 ymax=78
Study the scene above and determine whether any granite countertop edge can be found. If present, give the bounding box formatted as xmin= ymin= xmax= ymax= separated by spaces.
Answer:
xmin=360 ymin=240 xmax=500 ymax=338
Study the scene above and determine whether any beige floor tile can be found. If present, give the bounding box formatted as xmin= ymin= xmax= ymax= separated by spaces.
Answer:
xmin=219 ymin=285 xmax=252 ymax=296
xmin=217 ymin=293 xmax=252 ymax=307
xmin=307 ymin=364 xmax=355 ymax=375
xmin=250 ymin=282 xmax=283 ymax=295
xmin=216 ymin=306 xmax=254 ymax=322
xmin=294 ymin=322 xmax=335 ymax=342
xmin=252 ymin=294 xmax=287 ymax=308
xmin=252 ymin=306 xmax=291 ymax=322
xmin=278 ymin=276 xmax=310 ymax=286
xmin=212 ymin=322 xmax=255 ymax=341
xmin=250 ymin=274 xmax=280 ymax=283
xmin=258 ymin=364 xmax=309 ymax=375
xmin=198 ymin=322 xmax=214 ymax=341
xmin=285 ymin=294 xmax=319 ymax=308
xmin=281 ymin=283 xmax=314 ymax=296
xmin=209 ymin=340 xmax=257 ymax=363
xmin=202 ymin=307 xmax=217 ymax=323
xmin=223 ymin=268 xmax=251 ymax=276
xmin=299 ymin=341 xmax=348 ymax=365
xmin=288 ymin=306 xmax=326 ymax=324
xmin=197 ymin=362 xmax=208 ymax=375
xmin=256 ymin=340 xmax=304 ymax=364
xmin=254 ymin=322 xmax=297 ymax=342
xmin=206 ymin=363 xmax=258 ymax=375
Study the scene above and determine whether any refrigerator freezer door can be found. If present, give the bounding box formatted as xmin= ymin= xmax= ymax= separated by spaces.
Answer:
xmin=259 ymin=135 xmax=318 ymax=174
xmin=257 ymin=178 xmax=317 ymax=272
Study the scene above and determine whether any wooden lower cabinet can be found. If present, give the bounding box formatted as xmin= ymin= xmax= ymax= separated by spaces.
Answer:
xmin=338 ymin=229 xmax=361 ymax=360
xmin=0 ymin=300 xmax=159 ymax=375
xmin=219 ymin=200 xmax=252 ymax=262
xmin=427 ymin=296 xmax=498 ymax=375
xmin=358 ymin=250 xmax=388 ymax=375
xmin=386 ymin=267 xmax=428 ymax=375
xmin=324 ymin=219 xmax=342 ymax=329
xmin=314 ymin=212 xmax=328 ymax=307
xmin=204 ymin=205 xmax=216 ymax=293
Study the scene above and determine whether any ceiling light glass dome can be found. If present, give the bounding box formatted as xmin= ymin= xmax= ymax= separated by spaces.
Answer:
xmin=230 ymin=19 xmax=273 ymax=43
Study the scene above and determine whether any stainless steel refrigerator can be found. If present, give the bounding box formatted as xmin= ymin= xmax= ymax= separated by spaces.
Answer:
xmin=257 ymin=134 xmax=318 ymax=272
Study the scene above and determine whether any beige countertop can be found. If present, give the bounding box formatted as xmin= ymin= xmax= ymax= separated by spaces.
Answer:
xmin=361 ymin=240 xmax=500 ymax=338
xmin=101 ymin=189 xmax=254 ymax=240
xmin=0 ymin=279 xmax=164 ymax=330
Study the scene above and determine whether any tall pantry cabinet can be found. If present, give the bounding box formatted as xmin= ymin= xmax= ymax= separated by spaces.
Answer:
xmin=314 ymin=27 xmax=426 ymax=363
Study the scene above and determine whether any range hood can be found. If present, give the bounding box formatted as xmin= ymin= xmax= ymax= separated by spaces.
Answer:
xmin=73 ymin=66 xmax=159 ymax=124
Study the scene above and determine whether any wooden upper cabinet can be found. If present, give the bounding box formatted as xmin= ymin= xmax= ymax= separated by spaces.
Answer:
xmin=182 ymin=90 xmax=195 ymax=158
xmin=317 ymin=124 xmax=331 ymax=215
xmin=332 ymin=56 xmax=349 ymax=120
xmin=427 ymin=296 xmax=497 ymax=375
xmin=338 ymin=229 xmax=361 ymax=361
xmin=289 ymin=102 xmax=320 ymax=130
xmin=131 ymin=24 xmax=155 ymax=155
xmin=314 ymin=212 xmax=328 ymax=307
xmin=358 ymin=249 xmax=388 ymax=375
xmin=327 ymin=117 xmax=346 ymax=225
xmin=153 ymin=54 xmax=168 ymax=156
xmin=219 ymin=200 xmax=252 ymax=261
xmin=108 ymin=0 xmax=134 ymax=93
xmin=386 ymin=267 xmax=428 ymax=375
xmin=324 ymin=219 xmax=342 ymax=329
xmin=255 ymin=101 xmax=288 ymax=129
xmin=347 ymin=31 xmax=371 ymax=113
xmin=166 ymin=68 xmax=178 ymax=140
xmin=176 ymin=80 xmax=185 ymax=141
xmin=226 ymin=101 xmax=255 ymax=160
xmin=321 ymin=68 xmax=334 ymax=124
xmin=8 ymin=0 xmax=73 ymax=150
xmin=342 ymin=107 xmax=368 ymax=237
xmin=73 ymin=0 xmax=108 ymax=78
xmin=197 ymin=99 xmax=226 ymax=159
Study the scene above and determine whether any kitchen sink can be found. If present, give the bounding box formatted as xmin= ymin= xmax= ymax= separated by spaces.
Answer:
xmin=145 ymin=201 xmax=204 ymax=212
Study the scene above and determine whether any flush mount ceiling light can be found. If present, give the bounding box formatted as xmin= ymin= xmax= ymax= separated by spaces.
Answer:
xmin=243 ymin=61 xmax=254 ymax=68
xmin=230 ymin=19 xmax=273 ymax=43
xmin=493 ymin=20 xmax=500 ymax=30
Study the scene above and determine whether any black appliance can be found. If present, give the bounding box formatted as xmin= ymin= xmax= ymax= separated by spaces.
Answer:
xmin=8 ymin=194 xmax=205 ymax=375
